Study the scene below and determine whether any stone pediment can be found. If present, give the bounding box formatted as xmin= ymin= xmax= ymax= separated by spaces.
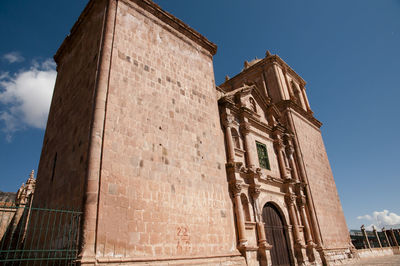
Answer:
xmin=219 ymin=83 xmax=271 ymax=113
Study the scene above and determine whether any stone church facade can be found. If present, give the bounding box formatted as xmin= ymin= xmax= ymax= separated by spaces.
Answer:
xmin=33 ymin=0 xmax=354 ymax=265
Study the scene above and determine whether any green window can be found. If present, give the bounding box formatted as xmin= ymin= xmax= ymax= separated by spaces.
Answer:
xmin=256 ymin=142 xmax=270 ymax=170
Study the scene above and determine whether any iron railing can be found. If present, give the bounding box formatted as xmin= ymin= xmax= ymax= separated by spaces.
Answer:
xmin=0 ymin=204 xmax=81 ymax=265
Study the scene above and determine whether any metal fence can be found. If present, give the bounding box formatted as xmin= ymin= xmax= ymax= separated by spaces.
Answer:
xmin=350 ymin=227 xmax=400 ymax=249
xmin=0 ymin=204 xmax=81 ymax=265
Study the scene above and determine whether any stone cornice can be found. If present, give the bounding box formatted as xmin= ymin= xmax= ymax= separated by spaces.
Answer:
xmin=55 ymin=0 xmax=217 ymax=65
xmin=129 ymin=0 xmax=217 ymax=55
xmin=276 ymin=100 xmax=322 ymax=128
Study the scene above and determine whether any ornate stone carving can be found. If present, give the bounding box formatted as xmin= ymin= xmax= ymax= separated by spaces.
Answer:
xmin=285 ymin=145 xmax=295 ymax=157
xmin=16 ymin=170 xmax=36 ymax=206
xmin=273 ymin=139 xmax=284 ymax=149
xmin=285 ymin=194 xmax=296 ymax=206
xmin=296 ymin=195 xmax=306 ymax=207
xmin=221 ymin=114 xmax=236 ymax=128
xmin=230 ymin=182 xmax=242 ymax=196
xmin=249 ymin=185 xmax=261 ymax=199
xmin=239 ymin=122 xmax=251 ymax=135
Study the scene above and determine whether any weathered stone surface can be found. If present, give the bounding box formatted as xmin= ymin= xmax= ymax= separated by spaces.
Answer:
xmin=292 ymin=112 xmax=350 ymax=249
xmin=33 ymin=0 xmax=354 ymax=265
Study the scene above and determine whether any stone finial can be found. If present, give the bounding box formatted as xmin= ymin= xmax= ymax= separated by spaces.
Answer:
xmin=27 ymin=170 xmax=35 ymax=184
xmin=265 ymin=50 xmax=272 ymax=57
xmin=225 ymin=75 xmax=230 ymax=81
xmin=244 ymin=60 xmax=249 ymax=69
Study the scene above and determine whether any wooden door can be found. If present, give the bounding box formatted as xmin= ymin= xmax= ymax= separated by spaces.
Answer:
xmin=262 ymin=203 xmax=292 ymax=266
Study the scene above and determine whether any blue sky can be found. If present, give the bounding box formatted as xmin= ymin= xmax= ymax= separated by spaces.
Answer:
xmin=0 ymin=0 xmax=399 ymax=230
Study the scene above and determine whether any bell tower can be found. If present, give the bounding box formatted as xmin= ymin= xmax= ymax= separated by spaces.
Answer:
xmin=218 ymin=51 xmax=354 ymax=264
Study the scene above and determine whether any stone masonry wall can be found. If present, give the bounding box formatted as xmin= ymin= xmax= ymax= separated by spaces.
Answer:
xmin=94 ymin=0 xmax=238 ymax=260
xmin=34 ymin=0 xmax=107 ymax=209
xmin=291 ymin=111 xmax=350 ymax=249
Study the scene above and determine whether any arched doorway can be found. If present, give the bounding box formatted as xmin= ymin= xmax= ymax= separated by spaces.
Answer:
xmin=262 ymin=202 xmax=292 ymax=266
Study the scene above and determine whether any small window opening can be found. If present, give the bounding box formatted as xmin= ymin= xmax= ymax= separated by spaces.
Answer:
xmin=256 ymin=142 xmax=270 ymax=170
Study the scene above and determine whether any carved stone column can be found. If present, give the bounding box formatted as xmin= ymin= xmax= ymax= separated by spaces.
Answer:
xmin=285 ymin=194 xmax=305 ymax=265
xmin=383 ymin=228 xmax=391 ymax=247
xmin=250 ymin=185 xmax=268 ymax=248
xmin=372 ymin=226 xmax=382 ymax=248
xmin=361 ymin=225 xmax=371 ymax=249
xmin=273 ymin=134 xmax=289 ymax=179
xmin=240 ymin=121 xmax=256 ymax=169
xmin=390 ymin=229 xmax=399 ymax=246
xmin=230 ymin=181 xmax=248 ymax=249
xmin=297 ymin=194 xmax=316 ymax=262
xmin=222 ymin=113 xmax=237 ymax=163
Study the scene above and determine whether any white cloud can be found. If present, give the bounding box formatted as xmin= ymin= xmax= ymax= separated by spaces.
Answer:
xmin=357 ymin=210 xmax=400 ymax=230
xmin=3 ymin=52 xmax=24 ymax=63
xmin=357 ymin=214 xmax=372 ymax=220
xmin=0 ymin=59 xmax=56 ymax=140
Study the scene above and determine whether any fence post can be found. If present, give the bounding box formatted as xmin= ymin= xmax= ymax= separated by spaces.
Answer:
xmin=372 ymin=226 xmax=382 ymax=248
xmin=390 ymin=229 xmax=399 ymax=247
xmin=382 ymin=227 xmax=391 ymax=247
xmin=361 ymin=225 xmax=371 ymax=249
xmin=0 ymin=205 xmax=82 ymax=264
